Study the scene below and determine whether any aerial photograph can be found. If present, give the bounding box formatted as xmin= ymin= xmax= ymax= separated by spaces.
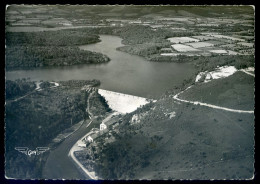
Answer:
xmin=5 ymin=5 xmax=255 ymax=180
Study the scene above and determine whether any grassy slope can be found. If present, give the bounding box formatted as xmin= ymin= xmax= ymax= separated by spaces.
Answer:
xmin=178 ymin=71 xmax=254 ymax=111
xmin=93 ymin=96 xmax=254 ymax=179
xmin=88 ymin=69 xmax=254 ymax=179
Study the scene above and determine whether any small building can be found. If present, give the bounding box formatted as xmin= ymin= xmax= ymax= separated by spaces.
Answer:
xmin=77 ymin=142 xmax=87 ymax=148
xmin=87 ymin=136 xmax=94 ymax=143
xmin=100 ymin=123 xmax=107 ymax=131
xmin=77 ymin=133 xmax=97 ymax=147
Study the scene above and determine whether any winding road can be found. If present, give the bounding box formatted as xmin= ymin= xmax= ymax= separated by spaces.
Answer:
xmin=42 ymin=119 xmax=92 ymax=179
xmin=6 ymin=81 xmax=59 ymax=104
xmin=240 ymin=69 xmax=255 ymax=77
xmin=42 ymin=87 xmax=95 ymax=179
xmin=173 ymin=71 xmax=254 ymax=114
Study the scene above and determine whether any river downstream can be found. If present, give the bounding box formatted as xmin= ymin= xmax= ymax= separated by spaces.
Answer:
xmin=6 ymin=35 xmax=197 ymax=98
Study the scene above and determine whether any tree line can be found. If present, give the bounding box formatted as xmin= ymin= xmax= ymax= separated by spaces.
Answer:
xmin=5 ymin=29 xmax=110 ymax=70
xmin=6 ymin=46 xmax=110 ymax=69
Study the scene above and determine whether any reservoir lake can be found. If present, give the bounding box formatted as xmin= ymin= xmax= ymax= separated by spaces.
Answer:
xmin=6 ymin=35 xmax=197 ymax=98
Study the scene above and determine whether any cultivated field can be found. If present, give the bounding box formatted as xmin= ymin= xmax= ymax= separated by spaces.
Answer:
xmin=185 ymin=42 xmax=214 ymax=48
xmin=160 ymin=53 xmax=180 ymax=56
xmin=207 ymin=34 xmax=246 ymax=42
xmin=209 ymin=50 xmax=228 ymax=54
xmin=167 ymin=37 xmax=199 ymax=44
xmin=191 ymin=35 xmax=216 ymax=41
xmin=171 ymin=44 xmax=201 ymax=52
xmin=227 ymin=50 xmax=239 ymax=55
xmin=237 ymin=42 xmax=254 ymax=47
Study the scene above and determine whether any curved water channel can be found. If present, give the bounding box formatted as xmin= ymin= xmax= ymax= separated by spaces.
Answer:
xmin=6 ymin=35 xmax=197 ymax=98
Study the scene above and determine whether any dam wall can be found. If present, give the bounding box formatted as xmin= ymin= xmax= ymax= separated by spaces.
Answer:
xmin=98 ymin=89 xmax=151 ymax=114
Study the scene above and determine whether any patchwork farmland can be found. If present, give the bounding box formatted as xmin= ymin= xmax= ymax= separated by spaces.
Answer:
xmin=160 ymin=33 xmax=254 ymax=57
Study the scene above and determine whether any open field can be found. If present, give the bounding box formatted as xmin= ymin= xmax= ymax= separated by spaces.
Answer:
xmin=237 ymin=42 xmax=254 ymax=47
xmin=209 ymin=49 xmax=228 ymax=54
xmin=167 ymin=37 xmax=199 ymax=44
xmin=206 ymin=40 xmax=227 ymax=46
xmin=207 ymin=34 xmax=246 ymax=42
xmin=170 ymin=27 xmax=187 ymax=31
xmin=171 ymin=44 xmax=201 ymax=52
xmin=191 ymin=35 xmax=216 ymax=41
xmin=227 ymin=50 xmax=239 ymax=55
xmin=160 ymin=53 xmax=180 ymax=56
xmin=219 ymin=43 xmax=237 ymax=48
xmin=185 ymin=41 xmax=214 ymax=48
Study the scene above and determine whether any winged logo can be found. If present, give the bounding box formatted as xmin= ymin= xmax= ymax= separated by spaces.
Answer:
xmin=36 ymin=147 xmax=50 ymax=155
xmin=15 ymin=147 xmax=29 ymax=155
xmin=15 ymin=147 xmax=49 ymax=157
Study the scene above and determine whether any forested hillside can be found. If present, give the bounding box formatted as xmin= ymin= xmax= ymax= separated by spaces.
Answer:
xmin=5 ymin=30 xmax=110 ymax=70
xmin=5 ymin=80 xmax=110 ymax=178
xmin=6 ymin=79 xmax=36 ymax=100
xmin=6 ymin=46 xmax=109 ymax=69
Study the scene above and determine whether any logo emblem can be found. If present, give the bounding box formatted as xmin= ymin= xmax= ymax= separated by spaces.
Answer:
xmin=15 ymin=147 xmax=49 ymax=157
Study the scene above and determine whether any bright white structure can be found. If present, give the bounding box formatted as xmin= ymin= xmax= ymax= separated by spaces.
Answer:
xmin=195 ymin=66 xmax=238 ymax=83
xmin=209 ymin=50 xmax=228 ymax=54
xmin=167 ymin=37 xmax=199 ymax=44
xmin=100 ymin=123 xmax=107 ymax=131
xmin=160 ymin=53 xmax=180 ymax=56
xmin=98 ymin=89 xmax=151 ymax=114
xmin=77 ymin=142 xmax=86 ymax=148
xmin=87 ymin=136 xmax=93 ymax=143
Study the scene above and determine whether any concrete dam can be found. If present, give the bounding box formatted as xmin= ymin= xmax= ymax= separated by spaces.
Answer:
xmin=98 ymin=89 xmax=152 ymax=114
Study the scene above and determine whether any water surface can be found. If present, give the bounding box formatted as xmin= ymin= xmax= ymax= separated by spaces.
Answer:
xmin=6 ymin=35 xmax=197 ymax=98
